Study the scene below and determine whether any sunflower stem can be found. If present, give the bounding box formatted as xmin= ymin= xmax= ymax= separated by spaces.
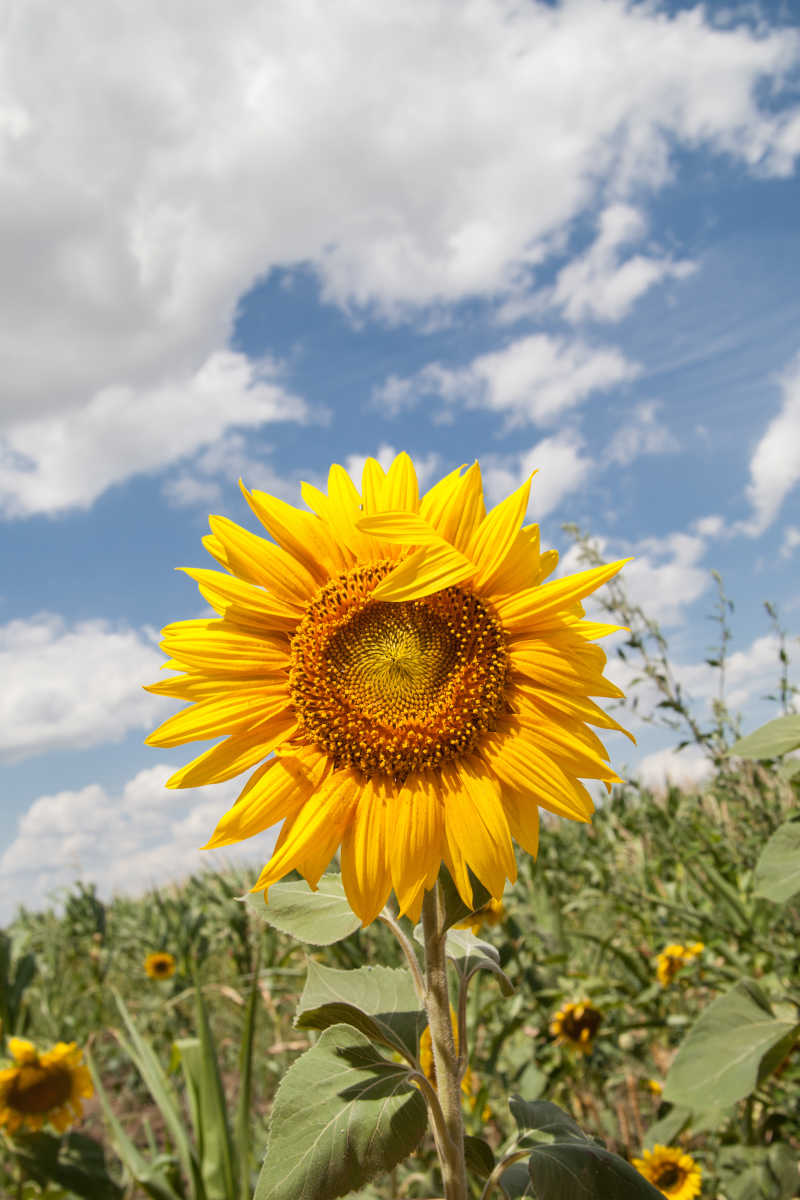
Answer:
xmin=421 ymin=884 xmax=469 ymax=1200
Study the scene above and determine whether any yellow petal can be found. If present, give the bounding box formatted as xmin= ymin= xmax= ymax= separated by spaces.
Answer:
xmin=241 ymin=483 xmax=344 ymax=579
xmin=209 ymin=514 xmax=317 ymax=608
xmin=181 ymin=567 xmax=300 ymax=632
xmin=160 ymin=620 xmax=290 ymax=674
xmin=145 ymin=674 xmax=275 ymax=701
xmin=495 ymin=559 xmax=631 ymax=631
xmin=370 ymin=542 xmax=475 ymax=602
xmin=420 ymin=461 xmax=486 ymax=553
xmin=509 ymin=635 xmax=624 ymax=698
xmin=166 ymin=713 xmax=298 ymax=788
xmin=480 ymin=724 xmax=595 ymax=822
xmin=481 ymin=523 xmax=541 ymax=596
xmin=340 ymin=776 xmax=393 ymax=925
xmin=203 ymin=755 xmax=311 ymax=849
xmin=441 ymin=759 xmax=516 ymax=898
xmin=356 ymin=511 xmax=442 ymax=544
xmin=361 ymin=457 xmax=386 ymax=514
xmin=468 ymin=474 xmax=534 ymax=586
xmin=499 ymin=783 xmax=540 ymax=859
xmin=145 ymin=684 xmax=290 ymax=747
xmin=517 ymin=686 xmax=636 ymax=744
xmin=380 ymin=451 xmax=419 ymax=513
xmin=390 ymin=772 xmax=444 ymax=919
xmin=251 ymin=769 xmax=361 ymax=895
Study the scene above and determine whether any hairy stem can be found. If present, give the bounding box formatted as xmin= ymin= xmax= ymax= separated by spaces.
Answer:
xmin=421 ymin=884 xmax=469 ymax=1200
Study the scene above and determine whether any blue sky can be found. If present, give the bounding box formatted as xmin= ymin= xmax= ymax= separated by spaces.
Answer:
xmin=2 ymin=0 xmax=799 ymax=922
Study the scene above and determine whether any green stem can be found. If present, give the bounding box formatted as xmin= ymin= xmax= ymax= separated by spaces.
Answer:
xmin=421 ymin=885 xmax=469 ymax=1200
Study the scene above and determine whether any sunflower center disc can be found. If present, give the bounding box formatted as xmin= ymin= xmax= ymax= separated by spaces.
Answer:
xmin=290 ymin=561 xmax=508 ymax=780
xmin=10 ymin=1065 xmax=72 ymax=1114
xmin=656 ymin=1165 xmax=682 ymax=1189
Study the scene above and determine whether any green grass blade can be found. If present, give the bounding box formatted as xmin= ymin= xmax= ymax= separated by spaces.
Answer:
xmin=176 ymin=983 xmax=237 ymax=1200
xmin=234 ymin=944 xmax=261 ymax=1200
xmin=113 ymin=990 xmax=205 ymax=1200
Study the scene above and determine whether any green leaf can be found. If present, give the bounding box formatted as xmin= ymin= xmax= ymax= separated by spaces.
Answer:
xmin=753 ymin=820 xmax=800 ymax=903
xmin=464 ymin=1135 xmax=495 ymax=1181
xmin=86 ymin=1050 xmax=184 ymax=1200
xmin=662 ymin=979 xmax=800 ymax=1110
xmin=244 ymin=874 xmax=361 ymax=945
xmin=112 ymin=992 xmax=204 ymax=1199
xmin=234 ymin=944 xmax=261 ymax=1200
xmin=510 ymin=1098 xmax=592 ymax=1145
xmin=527 ymin=1143 xmax=665 ymax=1200
xmin=643 ymin=1106 xmax=691 ymax=1150
xmin=296 ymin=960 xmax=425 ymax=1060
xmin=177 ymin=987 xmax=236 ymax=1200
xmin=437 ymin=865 xmax=492 ymax=932
xmin=254 ymin=1024 xmax=427 ymax=1200
xmin=728 ymin=714 xmax=800 ymax=759
xmin=412 ymin=926 xmax=515 ymax=995
xmin=719 ymin=1144 xmax=799 ymax=1200
xmin=11 ymin=1131 xmax=124 ymax=1200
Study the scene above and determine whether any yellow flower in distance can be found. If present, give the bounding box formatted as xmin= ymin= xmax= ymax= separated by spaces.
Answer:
xmin=454 ymin=896 xmax=506 ymax=934
xmin=550 ymin=1000 xmax=603 ymax=1052
xmin=656 ymin=942 xmax=704 ymax=987
xmin=0 ymin=1037 xmax=93 ymax=1135
xmin=146 ymin=453 xmax=631 ymax=925
xmin=632 ymin=1144 xmax=702 ymax=1199
xmin=144 ymin=951 xmax=176 ymax=979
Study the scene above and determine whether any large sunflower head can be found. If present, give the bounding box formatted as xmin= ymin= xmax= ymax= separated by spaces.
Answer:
xmin=632 ymin=1144 xmax=702 ymax=1199
xmin=0 ymin=1037 xmax=93 ymax=1136
xmin=550 ymin=999 xmax=604 ymax=1052
xmin=144 ymin=951 xmax=176 ymax=980
xmin=147 ymin=453 xmax=631 ymax=925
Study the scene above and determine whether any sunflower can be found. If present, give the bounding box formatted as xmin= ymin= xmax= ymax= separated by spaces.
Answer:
xmin=419 ymin=1013 xmax=488 ymax=1119
xmin=0 ymin=1037 xmax=93 ymax=1135
xmin=550 ymin=1000 xmax=603 ymax=1052
xmin=146 ymin=453 xmax=631 ymax=925
xmin=454 ymin=896 xmax=506 ymax=935
xmin=655 ymin=942 xmax=704 ymax=987
xmin=144 ymin=951 xmax=176 ymax=979
xmin=632 ymin=1145 xmax=702 ymax=1199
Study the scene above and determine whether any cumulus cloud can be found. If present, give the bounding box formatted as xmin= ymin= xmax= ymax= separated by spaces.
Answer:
xmin=607 ymin=401 xmax=680 ymax=465
xmin=2 ymin=0 xmax=799 ymax=515
xmin=373 ymin=334 xmax=640 ymax=427
xmin=482 ymin=431 xmax=592 ymax=517
xmin=636 ymin=745 xmax=715 ymax=792
xmin=740 ymin=353 xmax=800 ymax=535
xmin=0 ymin=766 xmax=263 ymax=924
xmin=0 ymin=615 xmax=170 ymax=763
xmin=0 ymin=353 xmax=308 ymax=518
xmin=780 ymin=525 xmax=800 ymax=559
xmin=550 ymin=205 xmax=696 ymax=324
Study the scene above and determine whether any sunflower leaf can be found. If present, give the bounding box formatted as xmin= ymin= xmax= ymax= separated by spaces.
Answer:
xmin=243 ymin=874 xmax=361 ymax=945
xmin=526 ymin=1142 xmax=665 ymax=1200
xmin=295 ymin=960 xmax=425 ymax=1060
xmin=437 ymin=866 xmax=492 ymax=931
xmin=753 ymin=819 xmax=800 ymax=903
xmin=727 ymin=714 xmax=800 ymax=759
xmin=254 ymin=1024 xmax=427 ymax=1200
xmin=509 ymin=1098 xmax=594 ymax=1145
xmin=662 ymin=978 xmax=800 ymax=1110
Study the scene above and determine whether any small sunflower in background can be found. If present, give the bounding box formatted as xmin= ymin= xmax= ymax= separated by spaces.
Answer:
xmin=454 ymin=896 xmax=506 ymax=935
xmin=419 ymin=1014 xmax=489 ymax=1121
xmin=0 ymin=1037 xmax=93 ymax=1135
xmin=550 ymin=999 xmax=603 ymax=1052
xmin=144 ymin=951 xmax=176 ymax=980
xmin=655 ymin=942 xmax=704 ymax=987
xmin=644 ymin=1078 xmax=663 ymax=1097
xmin=146 ymin=452 xmax=631 ymax=926
xmin=632 ymin=1144 xmax=702 ymax=1199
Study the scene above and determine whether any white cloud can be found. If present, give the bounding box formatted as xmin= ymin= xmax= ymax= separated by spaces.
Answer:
xmin=692 ymin=514 xmax=726 ymax=538
xmin=636 ymin=745 xmax=714 ymax=792
xmin=740 ymin=353 xmax=800 ymax=535
xmin=549 ymin=205 xmax=696 ymax=324
xmin=374 ymin=334 xmax=640 ymax=427
xmin=483 ymin=431 xmax=592 ymax=517
xmin=0 ymin=353 xmax=308 ymax=518
xmin=2 ymin=0 xmax=799 ymax=513
xmin=0 ymin=615 xmax=169 ymax=763
xmin=780 ymin=525 xmax=800 ymax=559
xmin=0 ymin=766 xmax=264 ymax=924
xmin=607 ymin=401 xmax=680 ymax=465
xmin=624 ymin=532 xmax=711 ymax=627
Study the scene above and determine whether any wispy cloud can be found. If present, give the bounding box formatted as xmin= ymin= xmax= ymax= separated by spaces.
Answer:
xmin=739 ymin=352 xmax=800 ymax=535
xmin=373 ymin=334 xmax=640 ymax=427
